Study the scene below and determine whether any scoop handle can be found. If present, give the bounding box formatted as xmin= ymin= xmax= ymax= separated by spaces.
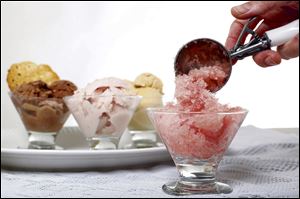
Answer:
xmin=265 ymin=19 xmax=299 ymax=47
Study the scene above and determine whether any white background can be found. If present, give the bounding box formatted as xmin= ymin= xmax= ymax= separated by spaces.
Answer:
xmin=1 ymin=1 xmax=299 ymax=129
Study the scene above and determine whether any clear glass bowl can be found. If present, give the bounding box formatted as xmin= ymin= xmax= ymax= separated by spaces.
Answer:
xmin=147 ymin=108 xmax=248 ymax=195
xmin=9 ymin=92 xmax=71 ymax=149
xmin=128 ymin=96 xmax=163 ymax=148
xmin=64 ymin=94 xmax=141 ymax=150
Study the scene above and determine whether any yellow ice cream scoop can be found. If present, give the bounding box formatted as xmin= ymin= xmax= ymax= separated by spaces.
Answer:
xmin=129 ymin=73 xmax=163 ymax=131
xmin=134 ymin=73 xmax=163 ymax=94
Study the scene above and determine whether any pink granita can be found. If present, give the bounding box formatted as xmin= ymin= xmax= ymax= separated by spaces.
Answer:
xmin=153 ymin=66 xmax=246 ymax=160
xmin=174 ymin=66 xmax=231 ymax=112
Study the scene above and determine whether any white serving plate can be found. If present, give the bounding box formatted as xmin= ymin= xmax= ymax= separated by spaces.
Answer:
xmin=1 ymin=127 xmax=171 ymax=171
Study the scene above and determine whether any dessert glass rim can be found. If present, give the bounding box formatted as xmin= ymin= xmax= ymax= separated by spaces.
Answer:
xmin=8 ymin=91 xmax=64 ymax=100
xmin=63 ymin=94 xmax=142 ymax=99
xmin=146 ymin=107 xmax=248 ymax=115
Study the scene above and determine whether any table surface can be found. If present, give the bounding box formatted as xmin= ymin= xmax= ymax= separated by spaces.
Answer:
xmin=1 ymin=126 xmax=299 ymax=198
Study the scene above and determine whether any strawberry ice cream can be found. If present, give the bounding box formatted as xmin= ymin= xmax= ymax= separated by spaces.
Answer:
xmin=150 ymin=66 xmax=247 ymax=159
xmin=64 ymin=78 xmax=140 ymax=142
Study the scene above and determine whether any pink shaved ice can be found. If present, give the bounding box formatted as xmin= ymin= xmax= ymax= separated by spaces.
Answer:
xmin=154 ymin=66 xmax=246 ymax=159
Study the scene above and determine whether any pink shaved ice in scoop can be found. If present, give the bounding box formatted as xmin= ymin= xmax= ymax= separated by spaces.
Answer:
xmin=172 ymin=66 xmax=234 ymax=113
xmin=152 ymin=66 xmax=246 ymax=159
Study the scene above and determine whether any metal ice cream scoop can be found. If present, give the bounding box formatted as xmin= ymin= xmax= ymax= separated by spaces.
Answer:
xmin=175 ymin=17 xmax=299 ymax=92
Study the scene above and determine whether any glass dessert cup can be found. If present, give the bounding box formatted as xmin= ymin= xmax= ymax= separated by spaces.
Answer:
xmin=64 ymin=95 xmax=141 ymax=150
xmin=128 ymin=96 xmax=163 ymax=148
xmin=147 ymin=108 xmax=248 ymax=195
xmin=9 ymin=92 xmax=71 ymax=150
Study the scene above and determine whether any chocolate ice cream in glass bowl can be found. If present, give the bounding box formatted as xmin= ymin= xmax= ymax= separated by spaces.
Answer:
xmin=9 ymin=80 xmax=77 ymax=149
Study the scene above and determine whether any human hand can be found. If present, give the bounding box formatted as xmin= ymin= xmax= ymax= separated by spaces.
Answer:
xmin=225 ymin=1 xmax=299 ymax=67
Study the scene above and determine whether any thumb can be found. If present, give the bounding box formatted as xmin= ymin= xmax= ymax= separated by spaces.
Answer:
xmin=277 ymin=34 xmax=299 ymax=60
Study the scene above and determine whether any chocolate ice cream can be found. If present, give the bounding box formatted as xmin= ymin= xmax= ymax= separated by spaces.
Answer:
xmin=11 ymin=80 xmax=77 ymax=132
xmin=49 ymin=80 xmax=77 ymax=98
xmin=14 ymin=80 xmax=53 ymax=98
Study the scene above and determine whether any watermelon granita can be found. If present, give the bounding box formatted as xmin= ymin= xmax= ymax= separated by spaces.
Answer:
xmin=150 ymin=66 xmax=247 ymax=160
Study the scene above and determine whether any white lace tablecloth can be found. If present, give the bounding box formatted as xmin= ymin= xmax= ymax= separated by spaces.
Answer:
xmin=1 ymin=126 xmax=299 ymax=198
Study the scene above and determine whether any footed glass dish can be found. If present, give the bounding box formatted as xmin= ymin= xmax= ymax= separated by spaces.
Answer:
xmin=147 ymin=108 xmax=248 ymax=195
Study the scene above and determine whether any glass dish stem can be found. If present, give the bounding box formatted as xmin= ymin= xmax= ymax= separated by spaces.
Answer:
xmin=163 ymin=156 xmax=232 ymax=195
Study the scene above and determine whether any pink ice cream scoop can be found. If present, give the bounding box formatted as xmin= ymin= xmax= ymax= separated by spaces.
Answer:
xmin=64 ymin=77 xmax=140 ymax=149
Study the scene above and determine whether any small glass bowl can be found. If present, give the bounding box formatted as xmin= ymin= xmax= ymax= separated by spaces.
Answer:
xmin=147 ymin=108 xmax=248 ymax=195
xmin=9 ymin=92 xmax=71 ymax=149
xmin=64 ymin=94 xmax=141 ymax=150
xmin=128 ymin=96 xmax=163 ymax=148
